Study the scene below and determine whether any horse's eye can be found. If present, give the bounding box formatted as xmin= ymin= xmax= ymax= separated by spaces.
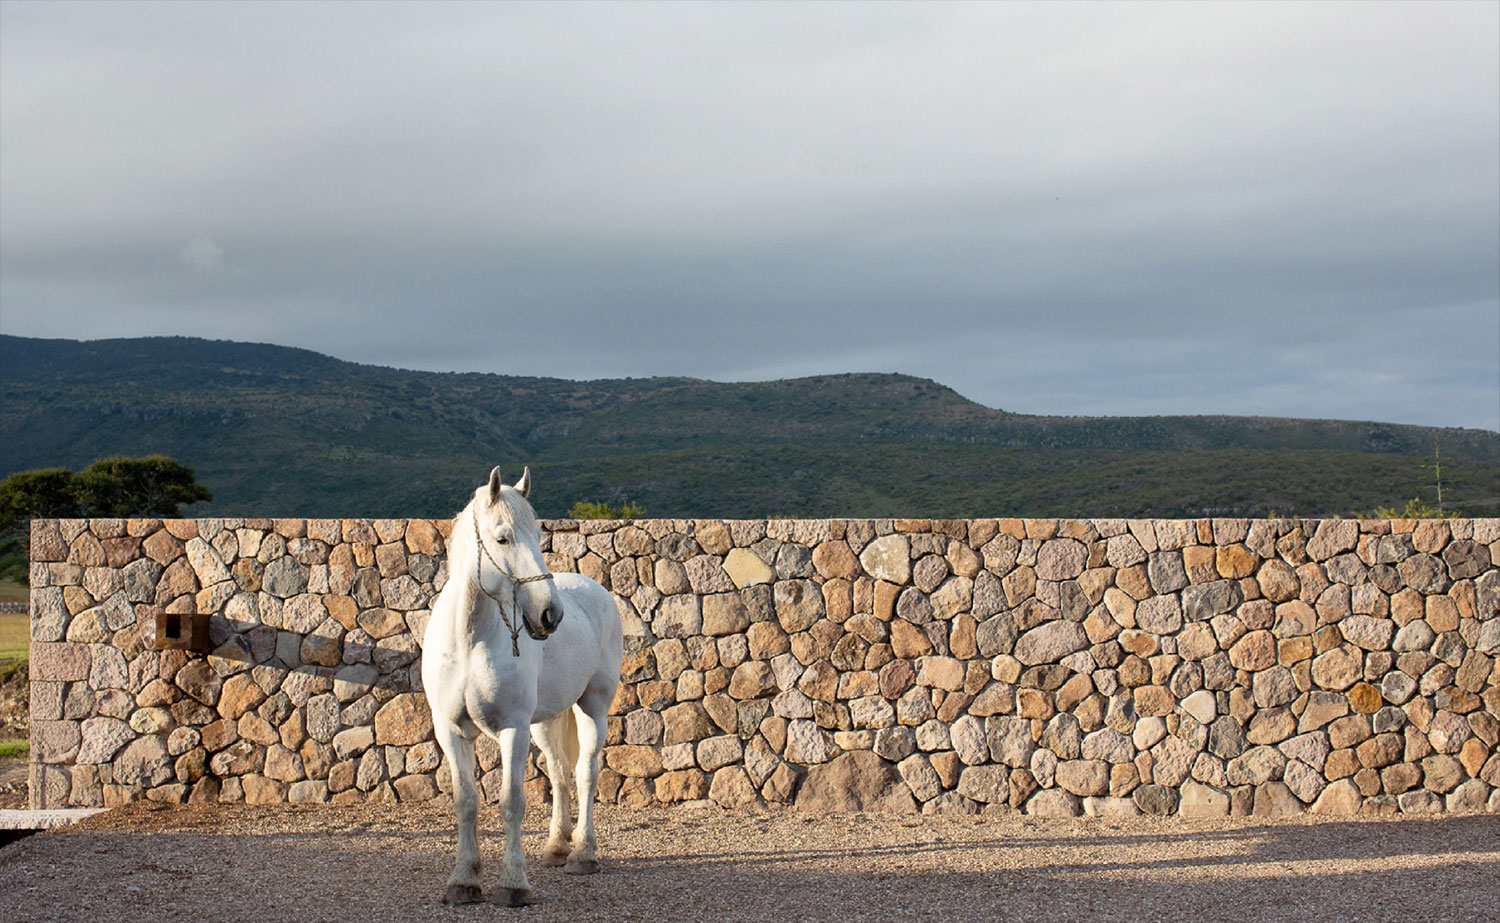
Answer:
xmin=496 ymin=536 xmax=509 ymax=545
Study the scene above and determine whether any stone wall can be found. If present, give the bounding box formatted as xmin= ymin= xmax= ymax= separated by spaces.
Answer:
xmin=27 ymin=515 xmax=1500 ymax=817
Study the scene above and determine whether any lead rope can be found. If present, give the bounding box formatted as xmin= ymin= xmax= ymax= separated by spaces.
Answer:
xmin=472 ymin=507 xmax=553 ymax=656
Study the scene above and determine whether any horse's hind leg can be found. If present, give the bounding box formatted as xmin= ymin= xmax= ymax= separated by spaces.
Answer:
xmin=565 ymin=693 xmax=610 ymax=875
xmin=533 ymin=713 xmax=577 ymax=867
xmin=434 ymin=723 xmax=484 ymax=904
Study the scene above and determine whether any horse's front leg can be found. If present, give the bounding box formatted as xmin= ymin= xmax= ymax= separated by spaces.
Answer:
xmin=435 ymin=726 xmax=484 ymax=905
xmin=494 ymin=724 xmax=534 ymax=906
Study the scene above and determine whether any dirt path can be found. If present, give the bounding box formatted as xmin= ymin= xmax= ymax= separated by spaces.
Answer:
xmin=1 ymin=803 xmax=1495 ymax=923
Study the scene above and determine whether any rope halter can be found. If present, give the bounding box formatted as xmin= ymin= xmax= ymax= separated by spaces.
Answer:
xmin=472 ymin=506 xmax=554 ymax=656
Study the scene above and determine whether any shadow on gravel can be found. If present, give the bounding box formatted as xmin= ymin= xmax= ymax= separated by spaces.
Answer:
xmin=0 ymin=810 xmax=1495 ymax=923
xmin=644 ymin=815 xmax=1500 ymax=871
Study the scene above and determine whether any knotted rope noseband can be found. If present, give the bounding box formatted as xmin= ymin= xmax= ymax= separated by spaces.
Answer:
xmin=472 ymin=506 xmax=553 ymax=656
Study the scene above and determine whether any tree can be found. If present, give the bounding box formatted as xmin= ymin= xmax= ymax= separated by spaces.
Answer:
xmin=1 ymin=456 xmax=213 ymax=531
xmin=0 ymin=468 xmax=79 ymax=532
xmin=0 ymin=456 xmax=212 ymax=584
xmin=72 ymin=456 xmax=213 ymax=519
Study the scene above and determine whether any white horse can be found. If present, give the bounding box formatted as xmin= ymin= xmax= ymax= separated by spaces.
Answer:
xmin=422 ymin=467 xmax=623 ymax=906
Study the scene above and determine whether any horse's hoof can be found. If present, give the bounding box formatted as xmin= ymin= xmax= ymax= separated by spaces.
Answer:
xmin=564 ymin=858 xmax=599 ymax=876
xmin=493 ymin=887 xmax=535 ymax=907
xmin=443 ymin=884 xmax=485 ymax=905
xmin=539 ymin=850 xmax=569 ymax=867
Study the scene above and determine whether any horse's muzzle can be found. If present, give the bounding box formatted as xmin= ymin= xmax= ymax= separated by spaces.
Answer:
xmin=529 ymin=605 xmax=562 ymax=640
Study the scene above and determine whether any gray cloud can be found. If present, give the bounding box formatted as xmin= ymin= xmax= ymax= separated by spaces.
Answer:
xmin=2 ymin=1 xmax=1496 ymax=430
xmin=177 ymin=235 xmax=226 ymax=273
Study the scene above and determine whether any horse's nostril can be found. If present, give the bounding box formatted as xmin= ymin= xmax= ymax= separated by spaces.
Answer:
xmin=542 ymin=607 xmax=555 ymax=632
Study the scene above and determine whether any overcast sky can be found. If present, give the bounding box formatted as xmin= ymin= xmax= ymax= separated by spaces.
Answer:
xmin=2 ymin=1 xmax=1497 ymax=431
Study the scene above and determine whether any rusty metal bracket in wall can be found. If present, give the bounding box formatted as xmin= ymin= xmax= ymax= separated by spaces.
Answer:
xmin=153 ymin=611 xmax=211 ymax=652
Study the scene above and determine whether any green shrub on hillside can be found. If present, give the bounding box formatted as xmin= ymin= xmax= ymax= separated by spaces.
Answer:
xmin=567 ymin=500 xmax=645 ymax=520
xmin=1361 ymin=443 xmax=1467 ymax=519
xmin=1362 ymin=497 xmax=1461 ymax=520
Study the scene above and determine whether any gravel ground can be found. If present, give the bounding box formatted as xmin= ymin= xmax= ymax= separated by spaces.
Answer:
xmin=0 ymin=803 xmax=1496 ymax=923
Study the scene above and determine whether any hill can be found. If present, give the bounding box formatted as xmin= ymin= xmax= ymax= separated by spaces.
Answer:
xmin=2 ymin=334 xmax=1496 ymax=519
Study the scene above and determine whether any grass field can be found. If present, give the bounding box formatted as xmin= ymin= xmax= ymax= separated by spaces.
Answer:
xmin=0 ymin=579 xmax=26 ymax=604
xmin=0 ymin=611 xmax=27 ymax=669
xmin=0 ymin=610 xmax=26 ymax=764
xmin=0 ymin=610 xmax=25 ymax=763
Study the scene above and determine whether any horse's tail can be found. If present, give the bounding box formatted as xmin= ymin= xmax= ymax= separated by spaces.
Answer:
xmin=560 ymin=705 xmax=581 ymax=777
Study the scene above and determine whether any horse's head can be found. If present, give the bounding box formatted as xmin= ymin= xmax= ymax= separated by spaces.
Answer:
xmin=471 ymin=466 xmax=564 ymax=641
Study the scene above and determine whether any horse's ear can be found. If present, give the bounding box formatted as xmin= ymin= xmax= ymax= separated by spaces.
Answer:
xmin=514 ymin=466 xmax=531 ymax=499
xmin=487 ymin=466 xmax=503 ymax=504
